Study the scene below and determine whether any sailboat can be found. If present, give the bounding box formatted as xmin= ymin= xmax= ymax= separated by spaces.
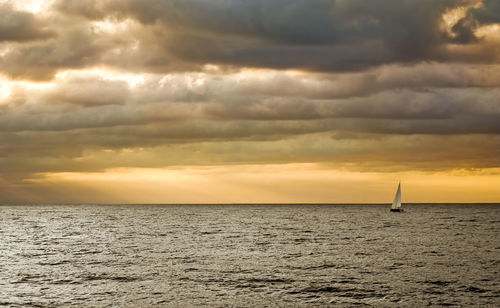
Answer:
xmin=390 ymin=182 xmax=403 ymax=212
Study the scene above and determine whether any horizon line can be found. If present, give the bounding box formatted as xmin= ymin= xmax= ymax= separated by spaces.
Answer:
xmin=1 ymin=202 xmax=500 ymax=206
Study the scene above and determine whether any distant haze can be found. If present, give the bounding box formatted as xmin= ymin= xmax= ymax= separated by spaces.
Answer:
xmin=0 ymin=0 xmax=499 ymax=203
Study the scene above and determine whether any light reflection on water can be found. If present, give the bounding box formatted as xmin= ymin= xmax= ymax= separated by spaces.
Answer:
xmin=0 ymin=204 xmax=499 ymax=307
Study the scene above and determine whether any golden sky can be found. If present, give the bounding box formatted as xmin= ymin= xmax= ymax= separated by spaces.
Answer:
xmin=1 ymin=0 xmax=499 ymax=203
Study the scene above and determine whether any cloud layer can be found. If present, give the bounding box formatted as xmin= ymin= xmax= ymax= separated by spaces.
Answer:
xmin=0 ymin=0 xmax=499 ymax=202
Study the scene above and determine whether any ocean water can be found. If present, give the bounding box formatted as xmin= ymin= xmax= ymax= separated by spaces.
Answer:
xmin=0 ymin=204 xmax=499 ymax=307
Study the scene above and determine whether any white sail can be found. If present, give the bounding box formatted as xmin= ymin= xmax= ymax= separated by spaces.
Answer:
xmin=391 ymin=182 xmax=402 ymax=209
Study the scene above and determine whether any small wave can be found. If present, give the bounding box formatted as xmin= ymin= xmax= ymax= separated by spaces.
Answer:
xmin=458 ymin=219 xmax=477 ymax=222
xmin=423 ymin=250 xmax=445 ymax=256
xmin=233 ymin=283 xmax=265 ymax=289
xmin=423 ymin=280 xmax=455 ymax=286
xmin=255 ymin=241 xmax=271 ymax=246
xmin=64 ymin=231 xmax=82 ymax=236
xmin=79 ymin=273 xmax=140 ymax=282
xmin=463 ymin=286 xmax=488 ymax=293
xmin=20 ymin=301 xmax=48 ymax=308
xmin=383 ymin=222 xmax=401 ymax=227
xmin=331 ymin=278 xmax=358 ymax=284
xmin=282 ymin=253 xmax=302 ymax=259
xmin=354 ymin=252 xmax=372 ymax=256
xmin=37 ymin=260 xmax=71 ymax=266
xmin=435 ymin=302 xmax=457 ymax=306
xmin=385 ymin=262 xmax=405 ymax=270
xmin=219 ymin=269 xmax=253 ymax=274
xmin=289 ymin=263 xmax=352 ymax=270
xmin=423 ymin=288 xmax=445 ymax=295
xmin=50 ymin=279 xmax=80 ymax=285
xmin=11 ymin=273 xmax=45 ymax=284
xmin=289 ymin=286 xmax=342 ymax=294
xmin=246 ymin=278 xmax=293 ymax=284
xmin=293 ymin=238 xmax=308 ymax=243
xmin=200 ymin=231 xmax=220 ymax=235
xmin=289 ymin=286 xmax=385 ymax=299
xmin=72 ymin=250 xmax=102 ymax=256
xmin=85 ymin=261 xmax=105 ymax=265
xmin=439 ymin=216 xmax=456 ymax=220
xmin=111 ymin=276 xmax=139 ymax=282
xmin=18 ymin=252 xmax=57 ymax=257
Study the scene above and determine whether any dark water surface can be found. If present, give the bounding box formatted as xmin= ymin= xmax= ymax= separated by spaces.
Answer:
xmin=0 ymin=204 xmax=499 ymax=307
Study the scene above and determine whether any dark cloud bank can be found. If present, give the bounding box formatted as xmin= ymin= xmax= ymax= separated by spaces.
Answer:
xmin=1 ymin=0 xmax=499 ymax=79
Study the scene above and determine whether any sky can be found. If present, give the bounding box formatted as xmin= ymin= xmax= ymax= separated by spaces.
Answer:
xmin=0 ymin=0 xmax=499 ymax=204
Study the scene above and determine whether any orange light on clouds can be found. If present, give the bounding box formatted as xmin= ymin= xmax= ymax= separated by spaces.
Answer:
xmin=475 ymin=24 xmax=500 ymax=42
xmin=0 ymin=0 xmax=50 ymax=13
xmin=55 ymin=69 xmax=147 ymax=88
xmin=0 ymin=79 xmax=11 ymax=101
xmin=441 ymin=6 xmax=469 ymax=36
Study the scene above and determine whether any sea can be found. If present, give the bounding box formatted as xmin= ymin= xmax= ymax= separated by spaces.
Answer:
xmin=0 ymin=203 xmax=498 ymax=307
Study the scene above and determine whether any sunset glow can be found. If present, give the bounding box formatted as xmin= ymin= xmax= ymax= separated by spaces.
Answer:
xmin=25 ymin=166 xmax=500 ymax=204
xmin=1 ymin=0 xmax=499 ymax=203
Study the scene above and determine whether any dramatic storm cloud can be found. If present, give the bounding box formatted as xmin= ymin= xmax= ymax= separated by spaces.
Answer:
xmin=0 ymin=0 xmax=499 ymax=203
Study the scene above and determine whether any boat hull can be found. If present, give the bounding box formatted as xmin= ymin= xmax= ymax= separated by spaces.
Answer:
xmin=390 ymin=208 xmax=403 ymax=212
